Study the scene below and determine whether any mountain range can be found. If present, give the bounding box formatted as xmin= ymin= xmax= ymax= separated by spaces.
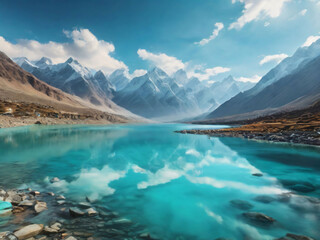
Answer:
xmin=15 ymin=57 xmax=255 ymax=120
xmin=206 ymin=39 xmax=320 ymax=121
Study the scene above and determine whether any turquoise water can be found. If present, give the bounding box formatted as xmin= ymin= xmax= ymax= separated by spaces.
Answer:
xmin=0 ymin=124 xmax=320 ymax=239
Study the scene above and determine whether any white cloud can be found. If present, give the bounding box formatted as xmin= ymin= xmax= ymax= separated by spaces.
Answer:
xmin=259 ymin=53 xmax=288 ymax=65
xmin=302 ymin=35 xmax=320 ymax=47
xmin=298 ymin=9 xmax=308 ymax=16
xmin=236 ymin=75 xmax=261 ymax=83
xmin=195 ymin=22 xmax=224 ymax=46
xmin=229 ymin=0 xmax=291 ymax=30
xmin=130 ymin=69 xmax=148 ymax=78
xmin=137 ymin=49 xmax=185 ymax=75
xmin=0 ymin=28 xmax=127 ymax=74
xmin=264 ymin=21 xmax=270 ymax=27
xmin=189 ymin=66 xmax=231 ymax=81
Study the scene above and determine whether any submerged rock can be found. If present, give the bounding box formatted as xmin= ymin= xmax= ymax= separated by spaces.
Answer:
xmin=56 ymin=195 xmax=65 ymax=200
xmin=230 ymin=200 xmax=253 ymax=210
xmin=290 ymin=184 xmax=316 ymax=193
xmin=14 ymin=224 xmax=43 ymax=240
xmin=254 ymin=195 xmax=276 ymax=203
xmin=69 ymin=207 xmax=85 ymax=217
xmin=252 ymin=173 xmax=263 ymax=177
xmin=242 ymin=212 xmax=275 ymax=225
xmin=50 ymin=177 xmax=60 ymax=183
xmin=29 ymin=191 xmax=40 ymax=196
xmin=276 ymin=233 xmax=316 ymax=240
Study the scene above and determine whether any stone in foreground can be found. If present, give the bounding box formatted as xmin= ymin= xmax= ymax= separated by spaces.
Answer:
xmin=34 ymin=202 xmax=47 ymax=213
xmin=69 ymin=207 xmax=85 ymax=217
xmin=276 ymin=233 xmax=316 ymax=240
xmin=14 ymin=224 xmax=44 ymax=240
xmin=242 ymin=212 xmax=275 ymax=225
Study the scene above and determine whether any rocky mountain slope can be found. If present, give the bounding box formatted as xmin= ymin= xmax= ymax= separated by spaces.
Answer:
xmin=206 ymin=39 xmax=320 ymax=120
xmin=0 ymin=51 xmax=138 ymax=126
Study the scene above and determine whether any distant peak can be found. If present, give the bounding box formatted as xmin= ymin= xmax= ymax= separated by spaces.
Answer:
xmin=150 ymin=67 xmax=167 ymax=76
xmin=66 ymin=57 xmax=79 ymax=64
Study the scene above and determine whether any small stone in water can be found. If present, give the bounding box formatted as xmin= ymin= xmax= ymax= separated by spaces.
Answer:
xmin=56 ymin=195 xmax=65 ymax=200
xmin=57 ymin=200 xmax=66 ymax=205
xmin=230 ymin=200 xmax=253 ymax=210
xmin=50 ymin=177 xmax=60 ymax=183
xmin=78 ymin=202 xmax=91 ymax=208
xmin=86 ymin=208 xmax=98 ymax=216
xmin=47 ymin=192 xmax=55 ymax=196
xmin=243 ymin=212 xmax=276 ymax=225
xmin=252 ymin=173 xmax=263 ymax=177
xmin=29 ymin=191 xmax=40 ymax=196
xmin=34 ymin=202 xmax=47 ymax=213
xmin=19 ymin=200 xmax=35 ymax=207
xmin=69 ymin=207 xmax=85 ymax=217
xmin=65 ymin=237 xmax=77 ymax=240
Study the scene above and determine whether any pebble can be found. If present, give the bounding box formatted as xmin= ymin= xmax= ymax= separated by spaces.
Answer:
xmin=86 ymin=208 xmax=98 ymax=216
xmin=56 ymin=195 xmax=66 ymax=200
xmin=34 ymin=202 xmax=47 ymax=213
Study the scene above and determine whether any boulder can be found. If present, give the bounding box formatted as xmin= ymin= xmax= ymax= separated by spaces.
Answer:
xmin=230 ymin=200 xmax=253 ymax=210
xmin=242 ymin=212 xmax=275 ymax=225
xmin=69 ymin=207 xmax=85 ymax=217
xmin=14 ymin=224 xmax=43 ymax=240
xmin=34 ymin=202 xmax=47 ymax=213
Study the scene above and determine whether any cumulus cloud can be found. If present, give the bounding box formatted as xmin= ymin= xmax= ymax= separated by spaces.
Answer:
xmin=229 ymin=0 xmax=291 ymax=30
xmin=259 ymin=53 xmax=288 ymax=65
xmin=129 ymin=69 xmax=148 ymax=79
xmin=137 ymin=49 xmax=185 ymax=75
xmin=302 ymin=35 xmax=320 ymax=47
xmin=190 ymin=66 xmax=231 ymax=81
xmin=195 ymin=22 xmax=224 ymax=46
xmin=235 ymin=75 xmax=261 ymax=83
xmin=0 ymin=28 xmax=127 ymax=74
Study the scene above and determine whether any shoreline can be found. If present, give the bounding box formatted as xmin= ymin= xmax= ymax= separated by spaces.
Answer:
xmin=176 ymin=128 xmax=320 ymax=146
xmin=0 ymin=115 xmax=117 ymax=129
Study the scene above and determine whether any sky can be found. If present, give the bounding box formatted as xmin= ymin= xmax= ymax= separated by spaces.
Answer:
xmin=0 ymin=0 xmax=320 ymax=82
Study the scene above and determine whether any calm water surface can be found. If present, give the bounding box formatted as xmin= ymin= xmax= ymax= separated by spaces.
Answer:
xmin=0 ymin=124 xmax=319 ymax=240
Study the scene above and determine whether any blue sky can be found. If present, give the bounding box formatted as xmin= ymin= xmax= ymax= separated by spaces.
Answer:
xmin=0 ymin=0 xmax=320 ymax=82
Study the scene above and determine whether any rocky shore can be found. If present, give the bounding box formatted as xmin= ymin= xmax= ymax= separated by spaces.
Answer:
xmin=0 ymin=115 xmax=115 ymax=129
xmin=176 ymin=128 xmax=320 ymax=146
xmin=1 ymin=176 xmax=319 ymax=239
xmin=0 ymin=178 xmax=157 ymax=240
